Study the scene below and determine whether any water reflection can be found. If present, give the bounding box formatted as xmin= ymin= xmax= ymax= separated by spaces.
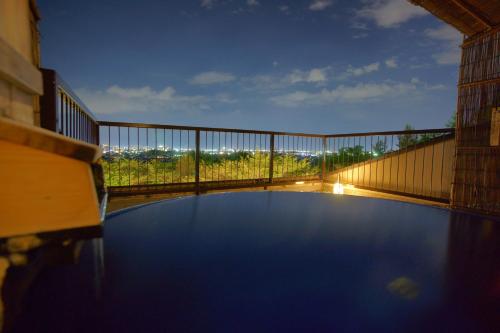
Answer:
xmin=92 ymin=238 xmax=105 ymax=299
xmin=1 ymin=193 xmax=500 ymax=332
xmin=444 ymin=212 xmax=500 ymax=331
xmin=0 ymin=227 xmax=102 ymax=333
xmin=386 ymin=276 xmax=420 ymax=300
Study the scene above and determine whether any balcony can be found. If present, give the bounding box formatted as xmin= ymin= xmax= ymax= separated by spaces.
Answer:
xmin=37 ymin=70 xmax=456 ymax=209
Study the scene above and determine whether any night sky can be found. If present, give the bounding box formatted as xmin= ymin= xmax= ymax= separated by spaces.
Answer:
xmin=37 ymin=0 xmax=462 ymax=134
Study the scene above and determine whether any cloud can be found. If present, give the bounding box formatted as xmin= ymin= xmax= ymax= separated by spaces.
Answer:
xmin=241 ymin=68 xmax=330 ymax=93
xmin=425 ymin=24 xmax=462 ymax=42
xmin=76 ymin=85 xmax=211 ymax=115
xmin=240 ymin=74 xmax=286 ymax=92
xmin=411 ymin=77 xmax=448 ymax=90
xmin=385 ymin=57 xmax=398 ymax=68
xmin=357 ymin=0 xmax=428 ymax=28
xmin=106 ymin=85 xmax=176 ymax=100
xmin=432 ymin=50 xmax=461 ymax=65
xmin=285 ymin=67 xmax=329 ymax=84
xmin=201 ymin=0 xmax=216 ymax=9
xmin=247 ymin=0 xmax=259 ymax=6
xmin=425 ymin=25 xmax=462 ymax=65
xmin=279 ymin=5 xmax=290 ymax=14
xmin=342 ymin=62 xmax=380 ymax=78
xmin=309 ymin=0 xmax=333 ymax=11
xmin=215 ymin=93 xmax=238 ymax=103
xmin=270 ymin=81 xmax=417 ymax=107
xmin=351 ymin=21 xmax=368 ymax=30
xmin=190 ymin=71 xmax=236 ymax=85
xmin=353 ymin=32 xmax=369 ymax=39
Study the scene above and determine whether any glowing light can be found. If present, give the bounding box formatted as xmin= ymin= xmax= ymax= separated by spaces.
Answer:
xmin=333 ymin=182 xmax=344 ymax=195
xmin=387 ymin=277 xmax=419 ymax=300
xmin=295 ymin=181 xmax=305 ymax=185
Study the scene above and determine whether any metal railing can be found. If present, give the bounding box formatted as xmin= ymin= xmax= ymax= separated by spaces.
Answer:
xmin=98 ymin=121 xmax=455 ymax=200
xmin=37 ymin=70 xmax=457 ymax=203
xmin=98 ymin=121 xmax=325 ymax=195
xmin=40 ymin=69 xmax=99 ymax=144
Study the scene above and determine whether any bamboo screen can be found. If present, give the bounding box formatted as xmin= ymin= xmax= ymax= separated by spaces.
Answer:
xmin=452 ymin=29 xmax=500 ymax=215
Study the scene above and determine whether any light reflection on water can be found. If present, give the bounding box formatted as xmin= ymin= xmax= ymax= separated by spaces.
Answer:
xmin=1 ymin=192 xmax=499 ymax=332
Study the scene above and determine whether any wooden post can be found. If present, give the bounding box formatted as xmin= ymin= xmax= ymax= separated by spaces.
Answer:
xmin=40 ymin=69 xmax=57 ymax=132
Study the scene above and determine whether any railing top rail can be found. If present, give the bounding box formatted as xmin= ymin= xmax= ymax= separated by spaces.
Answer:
xmin=325 ymin=128 xmax=455 ymax=138
xmin=98 ymin=121 xmax=327 ymax=138
xmin=42 ymin=68 xmax=98 ymax=122
xmin=99 ymin=121 xmax=455 ymax=139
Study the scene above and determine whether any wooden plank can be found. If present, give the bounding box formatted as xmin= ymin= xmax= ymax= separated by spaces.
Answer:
xmin=0 ymin=116 xmax=101 ymax=163
xmin=0 ymin=36 xmax=43 ymax=95
xmin=449 ymin=0 xmax=493 ymax=29
xmin=0 ymin=140 xmax=101 ymax=238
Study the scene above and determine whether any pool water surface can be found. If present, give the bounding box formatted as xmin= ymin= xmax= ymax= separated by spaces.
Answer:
xmin=7 ymin=192 xmax=500 ymax=332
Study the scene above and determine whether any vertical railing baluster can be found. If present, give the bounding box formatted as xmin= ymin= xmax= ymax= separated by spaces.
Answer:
xmin=146 ymin=128 xmax=149 ymax=184
xmin=321 ymin=136 xmax=326 ymax=181
xmin=171 ymin=130 xmax=174 ymax=184
xmin=163 ymin=129 xmax=166 ymax=184
xmin=218 ymin=132 xmax=221 ymax=182
xmin=59 ymin=91 xmax=63 ymax=134
xmin=187 ymin=131 xmax=190 ymax=183
xmin=137 ymin=127 xmax=140 ymax=185
xmin=118 ymin=126 xmax=121 ymax=186
xmin=155 ymin=128 xmax=158 ymax=184
xmin=195 ymin=129 xmax=200 ymax=194
xmin=430 ymin=140 xmax=435 ymax=197
xmin=128 ymin=127 xmax=131 ymax=187
xmin=269 ymin=133 xmax=275 ymax=184
xmin=389 ymin=134 xmax=394 ymax=190
xmin=108 ymin=126 xmax=111 ymax=186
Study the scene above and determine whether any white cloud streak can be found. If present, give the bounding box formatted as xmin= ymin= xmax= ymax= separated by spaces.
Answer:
xmin=270 ymin=82 xmax=417 ymax=107
xmin=285 ymin=67 xmax=329 ymax=84
xmin=357 ymin=0 xmax=428 ymax=28
xmin=76 ymin=85 xmax=236 ymax=115
xmin=279 ymin=5 xmax=290 ymax=14
xmin=425 ymin=25 xmax=463 ymax=65
xmin=309 ymin=0 xmax=333 ymax=11
xmin=201 ymin=0 xmax=216 ymax=9
xmin=385 ymin=57 xmax=398 ymax=68
xmin=341 ymin=62 xmax=380 ymax=78
xmin=190 ymin=71 xmax=236 ymax=85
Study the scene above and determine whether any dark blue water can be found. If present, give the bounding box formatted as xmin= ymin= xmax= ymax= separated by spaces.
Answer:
xmin=6 ymin=192 xmax=500 ymax=332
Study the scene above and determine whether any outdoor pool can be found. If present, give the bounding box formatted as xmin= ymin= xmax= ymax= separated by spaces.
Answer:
xmin=5 ymin=192 xmax=500 ymax=332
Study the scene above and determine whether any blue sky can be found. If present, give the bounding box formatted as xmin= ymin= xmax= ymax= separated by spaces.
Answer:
xmin=38 ymin=0 xmax=462 ymax=134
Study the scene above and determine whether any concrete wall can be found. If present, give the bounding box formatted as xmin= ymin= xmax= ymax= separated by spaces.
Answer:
xmin=327 ymin=136 xmax=455 ymax=201
xmin=0 ymin=0 xmax=42 ymax=125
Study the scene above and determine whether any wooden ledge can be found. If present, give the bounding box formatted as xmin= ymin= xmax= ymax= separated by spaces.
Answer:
xmin=0 ymin=117 xmax=101 ymax=163
xmin=0 ymin=36 xmax=43 ymax=95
